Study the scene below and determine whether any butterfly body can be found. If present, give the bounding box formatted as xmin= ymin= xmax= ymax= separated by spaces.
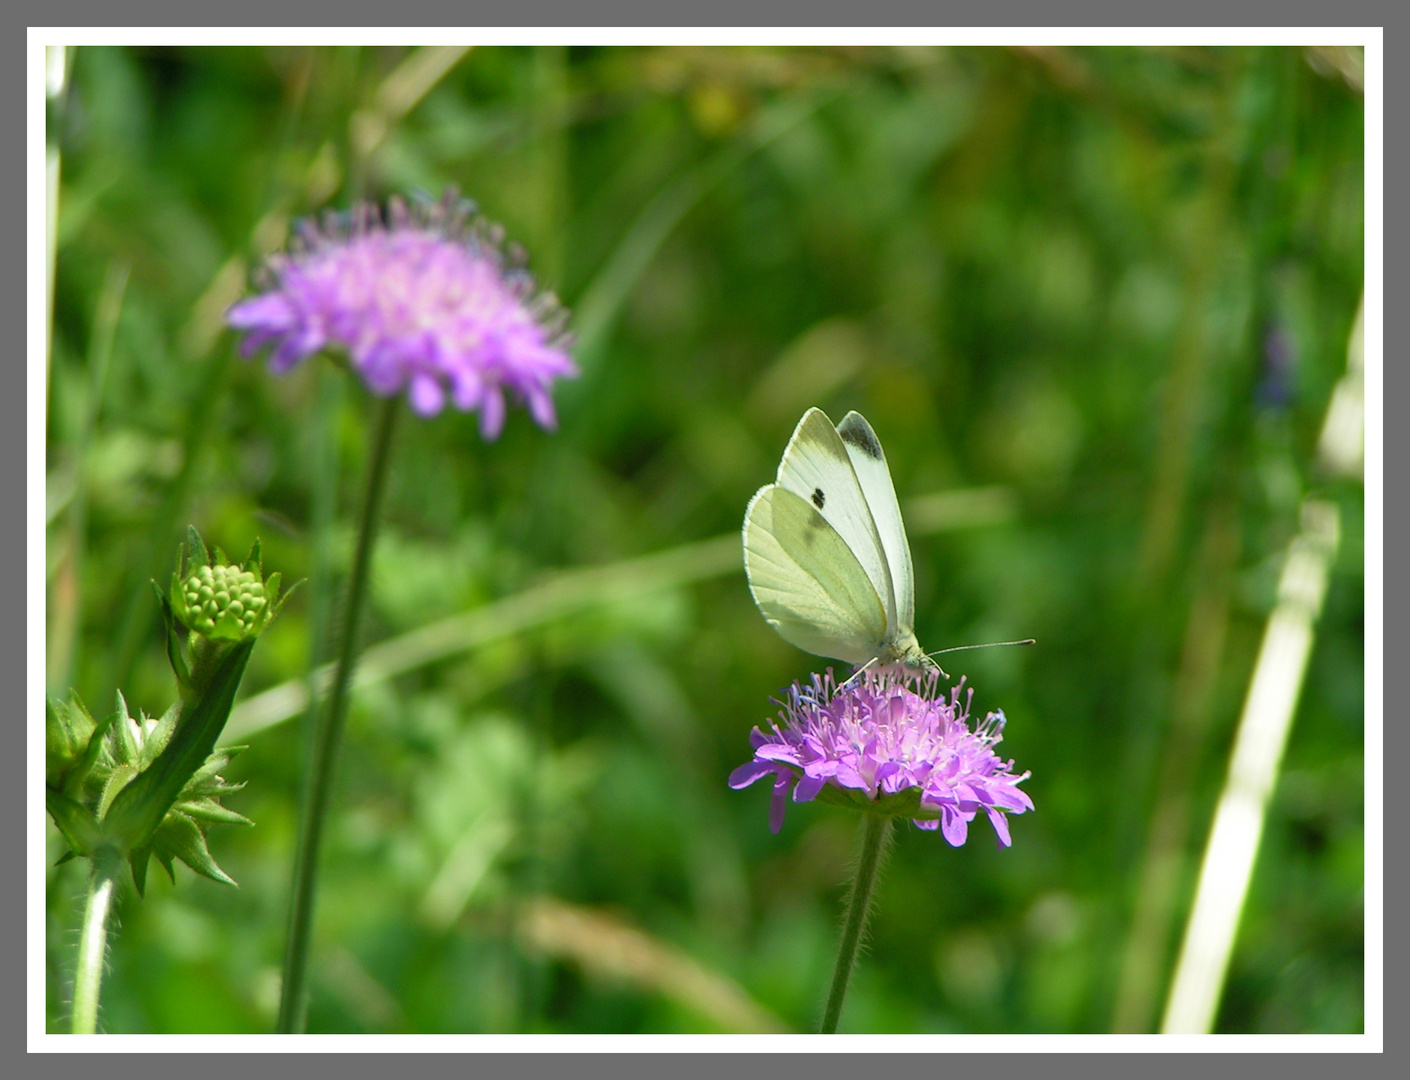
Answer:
xmin=743 ymin=408 xmax=935 ymax=675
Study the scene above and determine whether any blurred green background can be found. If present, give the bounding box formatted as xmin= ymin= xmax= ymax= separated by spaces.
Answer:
xmin=44 ymin=45 xmax=1364 ymax=1034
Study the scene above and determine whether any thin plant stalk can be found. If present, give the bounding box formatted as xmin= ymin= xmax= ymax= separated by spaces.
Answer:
xmin=277 ymin=394 xmax=399 ymax=1033
xmin=820 ymin=815 xmax=892 ymax=1034
xmin=71 ymin=843 xmax=122 ymax=1035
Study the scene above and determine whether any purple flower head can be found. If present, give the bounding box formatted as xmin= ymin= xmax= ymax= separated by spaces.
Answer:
xmin=729 ymin=670 xmax=1033 ymax=847
xmin=226 ymin=189 xmax=577 ymax=438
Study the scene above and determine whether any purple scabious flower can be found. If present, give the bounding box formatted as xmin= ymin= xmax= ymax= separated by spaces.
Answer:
xmin=729 ymin=670 xmax=1033 ymax=847
xmin=226 ymin=190 xmax=576 ymax=438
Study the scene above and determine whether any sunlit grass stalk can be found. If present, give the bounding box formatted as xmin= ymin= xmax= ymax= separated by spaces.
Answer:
xmin=45 ymin=45 xmax=68 ymax=416
xmin=820 ymin=816 xmax=892 ymax=1034
xmin=278 ymin=395 xmax=399 ymax=1033
xmin=70 ymin=842 xmax=122 ymax=1035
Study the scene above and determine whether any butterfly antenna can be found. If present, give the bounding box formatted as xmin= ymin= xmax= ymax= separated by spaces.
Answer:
xmin=841 ymin=656 xmax=880 ymax=688
xmin=926 ymin=638 xmax=1036 ymax=659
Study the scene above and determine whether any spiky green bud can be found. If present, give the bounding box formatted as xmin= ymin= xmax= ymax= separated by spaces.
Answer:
xmin=46 ymin=693 xmax=97 ymax=790
xmin=166 ymin=530 xmax=292 ymax=649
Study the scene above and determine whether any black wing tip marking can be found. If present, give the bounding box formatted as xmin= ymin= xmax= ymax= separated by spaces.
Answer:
xmin=838 ymin=414 xmax=883 ymax=461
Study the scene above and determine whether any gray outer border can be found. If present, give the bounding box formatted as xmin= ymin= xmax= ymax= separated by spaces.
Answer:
xmin=17 ymin=3 xmax=1392 ymax=1077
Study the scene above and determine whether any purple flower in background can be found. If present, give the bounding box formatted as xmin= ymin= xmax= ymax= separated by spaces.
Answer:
xmin=227 ymin=190 xmax=576 ymax=438
xmin=730 ymin=670 xmax=1033 ymax=846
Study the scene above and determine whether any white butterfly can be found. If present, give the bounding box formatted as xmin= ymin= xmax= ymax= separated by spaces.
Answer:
xmin=743 ymin=407 xmax=934 ymax=674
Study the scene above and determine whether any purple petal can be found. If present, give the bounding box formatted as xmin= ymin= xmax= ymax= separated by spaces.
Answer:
xmin=986 ymin=807 xmax=1012 ymax=848
xmin=268 ymin=337 xmax=313 ymax=374
xmin=728 ymin=761 xmax=779 ymax=790
xmin=769 ymin=773 xmax=791 ymax=834
xmin=450 ymin=367 xmax=485 ymax=412
xmin=479 ymin=386 xmax=506 ymax=440
xmin=525 ymin=384 xmax=558 ymax=430
xmin=757 ymin=745 xmax=802 ymax=765
xmin=941 ymin=806 xmax=970 ymax=847
xmin=409 ymin=374 xmax=446 ymax=416
xmin=990 ymin=785 xmax=1035 ymax=813
xmin=794 ymin=774 xmax=825 ymax=803
xmin=226 ymin=294 xmax=297 ymax=331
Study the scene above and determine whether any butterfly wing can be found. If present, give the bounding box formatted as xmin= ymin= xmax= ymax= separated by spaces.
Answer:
xmin=836 ymin=411 xmax=916 ymax=634
xmin=772 ymin=408 xmax=897 ymax=631
xmin=743 ymin=484 xmax=889 ymax=665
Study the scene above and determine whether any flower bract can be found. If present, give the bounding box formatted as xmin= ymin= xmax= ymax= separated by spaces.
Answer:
xmin=729 ymin=670 xmax=1033 ymax=846
xmin=227 ymin=189 xmax=577 ymax=437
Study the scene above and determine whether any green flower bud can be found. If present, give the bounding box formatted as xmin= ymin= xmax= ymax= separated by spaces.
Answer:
xmin=165 ymin=530 xmax=295 ymax=649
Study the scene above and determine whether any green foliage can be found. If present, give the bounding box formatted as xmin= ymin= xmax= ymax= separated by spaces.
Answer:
xmin=46 ymin=45 xmax=1364 ymax=1034
xmin=46 ymin=688 xmax=253 ymax=892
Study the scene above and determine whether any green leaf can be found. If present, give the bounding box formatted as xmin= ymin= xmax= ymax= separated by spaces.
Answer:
xmin=101 ymin=639 xmax=255 ymax=854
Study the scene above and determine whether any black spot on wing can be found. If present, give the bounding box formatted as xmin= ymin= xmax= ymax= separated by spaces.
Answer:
xmin=812 ymin=487 xmax=826 ymax=509
xmin=838 ymin=416 xmax=883 ymax=461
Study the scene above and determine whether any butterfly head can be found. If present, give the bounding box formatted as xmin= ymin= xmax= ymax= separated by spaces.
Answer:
xmin=876 ymin=633 xmax=946 ymax=678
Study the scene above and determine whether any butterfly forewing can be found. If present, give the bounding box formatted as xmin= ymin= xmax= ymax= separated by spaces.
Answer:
xmin=773 ymin=408 xmax=897 ymax=631
xmin=836 ymin=411 xmax=916 ymax=633
xmin=743 ymin=485 xmax=888 ymax=665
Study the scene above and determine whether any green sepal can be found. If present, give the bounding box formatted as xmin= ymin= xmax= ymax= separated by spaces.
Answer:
xmin=46 ymin=693 xmax=96 ymax=789
xmin=186 ymin=525 xmax=209 ymax=569
xmin=96 ymin=763 xmax=139 ymax=821
xmin=176 ymin=797 xmax=254 ymax=827
xmin=101 ymin=639 xmax=255 ymax=855
xmin=46 ymin=789 xmax=100 ymax=857
xmin=211 ymin=606 xmax=248 ymax=642
xmin=141 ymin=702 xmax=181 ymax=769
xmin=58 ymin=694 xmax=120 ymax=801
xmin=809 ymin=776 xmax=942 ymax=822
xmin=130 ymin=844 xmax=151 ymax=898
xmin=243 ymin=537 xmax=262 ymax=574
xmin=54 ymin=850 xmax=77 ymax=867
xmin=151 ymin=811 xmax=238 ymax=886
xmin=157 ymin=579 xmax=194 ymax=688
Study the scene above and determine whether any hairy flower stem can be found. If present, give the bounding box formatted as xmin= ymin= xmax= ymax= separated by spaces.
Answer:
xmin=72 ymin=843 xmax=122 ymax=1035
xmin=820 ymin=816 xmax=892 ymax=1034
xmin=277 ymin=395 xmax=399 ymax=1033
